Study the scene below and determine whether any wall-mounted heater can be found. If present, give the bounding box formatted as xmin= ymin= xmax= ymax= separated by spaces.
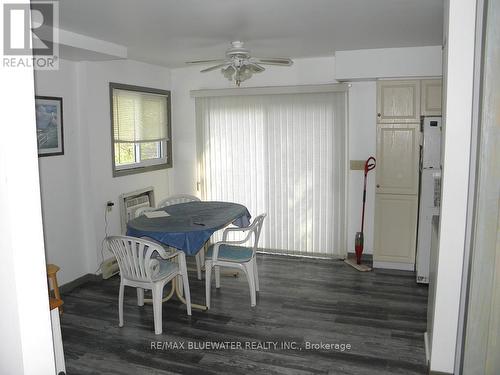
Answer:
xmin=119 ymin=187 xmax=155 ymax=234
xmin=102 ymin=257 xmax=119 ymax=279
xmin=101 ymin=187 xmax=156 ymax=280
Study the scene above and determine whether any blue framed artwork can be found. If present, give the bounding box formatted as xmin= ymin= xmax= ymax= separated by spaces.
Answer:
xmin=35 ymin=96 xmax=64 ymax=157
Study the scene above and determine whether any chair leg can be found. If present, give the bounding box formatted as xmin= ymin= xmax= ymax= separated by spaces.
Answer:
xmin=195 ymin=253 xmax=202 ymax=280
xmin=205 ymin=261 xmax=213 ymax=309
xmin=253 ymin=258 xmax=260 ymax=292
xmin=136 ymin=288 xmax=144 ymax=306
xmin=180 ymin=268 xmax=192 ymax=316
xmin=47 ymin=264 xmax=63 ymax=313
xmin=215 ymin=266 xmax=221 ymax=288
xmin=118 ymin=282 xmax=125 ymax=327
xmin=244 ymin=263 xmax=256 ymax=307
xmin=177 ymin=275 xmax=184 ymax=297
xmin=200 ymin=246 xmax=205 ymax=269
xmin=152 ymin=283 xmax=163 ymax=335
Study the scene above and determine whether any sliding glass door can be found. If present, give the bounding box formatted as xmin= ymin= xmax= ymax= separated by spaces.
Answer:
xmin=196 ymin=90 xmax=347 ymax=257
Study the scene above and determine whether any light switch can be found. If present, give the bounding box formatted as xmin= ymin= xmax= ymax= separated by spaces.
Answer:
xmin=350 ymin=160 xmax=365 ymax=170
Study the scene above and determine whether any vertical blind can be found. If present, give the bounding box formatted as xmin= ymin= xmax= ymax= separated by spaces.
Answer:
xmin=196 ymin=91 xmax=347 ymax=257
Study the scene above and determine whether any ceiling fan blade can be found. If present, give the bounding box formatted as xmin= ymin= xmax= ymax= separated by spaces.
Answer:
xmin=185 ymin=59 xmax=226 ymax=65
xmin=247 ymin=63 xmax=265 ymax=73
xmin=254 ymin=58 xmax=293 ymax=66
xmin=200 ymin=63 xmax=229 ymax=73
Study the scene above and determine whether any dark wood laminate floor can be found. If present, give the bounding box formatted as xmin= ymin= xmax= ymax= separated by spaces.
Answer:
xmin=60 ymin=254 xmax=428 ymax=375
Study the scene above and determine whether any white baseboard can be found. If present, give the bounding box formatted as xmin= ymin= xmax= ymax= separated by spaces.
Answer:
xmin=424 ymin=331 xmax=430 ymax=364
xmin=372 ymin=261 xmax=415 ymax=271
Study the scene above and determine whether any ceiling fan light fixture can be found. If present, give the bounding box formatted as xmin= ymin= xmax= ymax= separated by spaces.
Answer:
xmin=186 ymin=41 xmax=293 ymax=87
xmin=238 ymin=65 xmax=253 ymax=80
xmin=222 ymin=65 xmax=236 ymax=80
xmin=233 ymin=67 xmax=251 ymax=87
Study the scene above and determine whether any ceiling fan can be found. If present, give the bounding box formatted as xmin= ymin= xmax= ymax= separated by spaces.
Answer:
xmin=185 ymin=41 xmax=293 ymax=87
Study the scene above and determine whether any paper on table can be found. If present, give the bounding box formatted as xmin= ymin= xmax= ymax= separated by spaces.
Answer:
xmin=144 ymin=211 xmax=170 ymax=218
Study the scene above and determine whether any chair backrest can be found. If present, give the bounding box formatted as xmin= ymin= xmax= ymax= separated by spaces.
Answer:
xmin=105 ymin=236 xmax=165 ymax=282
xmin=226 ymin=214 xmax=266 ymax=257
xmin=157 ymin=194 xmax=200 ymax=208
xmin=134 ymin=206 xmax=155 ymax=218
xmin=248 ymin=214 xmax=266 ymax=256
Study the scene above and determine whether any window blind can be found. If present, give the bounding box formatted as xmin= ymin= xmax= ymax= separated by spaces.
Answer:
xmin=196 ymin=91 xmax=347 ymax=257
xmin=113 ymin=90 xmax=168 ymax=143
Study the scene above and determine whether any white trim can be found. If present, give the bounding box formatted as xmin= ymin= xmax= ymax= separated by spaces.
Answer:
xmin=115 ymin=156 xmax=168 ymax=171
xmin=257 ymin=249 xmax=344 ymax=260
xmin=190 ymin=83 xmax=349 ymax=98
xmin=57 ymin=28 xmax=127 ymax=59
xmin=343 ymin=90 xmax=350 ymax=257
xmin=372 ymin=261 xmax=415 ymax=271
xmin=51 ymin=308 xmax=66 ymax=373
xmin=425 ymin=332 xmax=431 ymax=364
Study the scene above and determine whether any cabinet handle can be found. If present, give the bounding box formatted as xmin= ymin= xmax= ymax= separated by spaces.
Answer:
xmin=377 ymin=113 xmax=381 ymax=117
xmin=376 ymin=184 xmax=380 ymax=188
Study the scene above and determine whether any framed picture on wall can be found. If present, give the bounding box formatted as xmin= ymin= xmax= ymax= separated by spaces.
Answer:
xmin=35 ymin=96 xmax=64 ymax=157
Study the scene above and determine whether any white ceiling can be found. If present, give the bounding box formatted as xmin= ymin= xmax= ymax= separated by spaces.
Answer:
xmin=58 ymin=0 xmax=444 ymax=68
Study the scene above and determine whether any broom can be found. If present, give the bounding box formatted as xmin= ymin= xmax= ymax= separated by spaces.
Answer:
xmin=355 ymin=157 xmax=376 ymax=264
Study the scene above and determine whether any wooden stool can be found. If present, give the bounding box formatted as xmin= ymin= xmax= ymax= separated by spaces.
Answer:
xmin=47 ymin=264 xmax=63 ymax=313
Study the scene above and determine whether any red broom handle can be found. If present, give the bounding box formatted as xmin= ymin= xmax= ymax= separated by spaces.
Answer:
xmin=361 ymin=157 xmax=376 ymax=233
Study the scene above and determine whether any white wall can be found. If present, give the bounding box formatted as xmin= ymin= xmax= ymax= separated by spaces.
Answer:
xmin=171 ymin=56 xmax=378 ymax=254
xmin=347 ymin=82 xmax=377 ymax=254
xmin=34 ymin=59 xmax=173 ymax=284
xmin=77 ymin=60 xmax=173 ymax=273
xmin=0 ymin=16 xmax=56 ymax=371
xmin=430 ymin=0 xmax=477 ymax=372
xmin=35 ymin=59 xmax=89 ymax=285
xmin=335 ymin=46 xmax=443 ymax=80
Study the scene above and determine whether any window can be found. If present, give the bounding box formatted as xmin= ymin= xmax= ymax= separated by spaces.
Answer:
xmin=110 ymin=83 xmax=172 ymax=177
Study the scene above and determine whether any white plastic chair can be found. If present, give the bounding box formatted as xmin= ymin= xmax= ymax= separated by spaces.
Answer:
xmin=132 ymin=207 xmax=184 ymax=296
xmin=105 ymin=235 xmax=191 ymax=335
xmin=157 ymin=194 xmax=200 ymax=208
xmin=134 ymin=206 xmax=156 ymax=218
xmin=205 ymin=213 xmax=266 ymax=308
xmin=157 ymin=194 xmax=205 ymax=280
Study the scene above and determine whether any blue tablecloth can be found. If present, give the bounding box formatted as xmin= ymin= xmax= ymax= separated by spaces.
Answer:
xmin=126 ymin=201 xmax=251 ymax=255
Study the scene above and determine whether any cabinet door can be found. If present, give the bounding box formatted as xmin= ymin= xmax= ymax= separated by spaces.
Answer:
xmin=376 ymin=80 xmax=421 ymax=123
xmin=421 ymin=79 xmax=442 ymax=116
xmin=376 ymin=123 xmax=420 ymax=195
xmin=373 ymin=194 xmax=418 ymax=265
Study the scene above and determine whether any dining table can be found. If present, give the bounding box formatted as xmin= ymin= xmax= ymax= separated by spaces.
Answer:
xmin=126 ymin=200 xmax=251 ymax=310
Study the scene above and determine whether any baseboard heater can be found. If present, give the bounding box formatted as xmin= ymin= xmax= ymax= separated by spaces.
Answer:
xmin=102 ymin=257 xmax=119 ymax=279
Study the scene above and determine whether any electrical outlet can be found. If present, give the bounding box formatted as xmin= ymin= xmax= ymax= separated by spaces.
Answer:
xmin=106 ymin=201 xmax=114 ymax=212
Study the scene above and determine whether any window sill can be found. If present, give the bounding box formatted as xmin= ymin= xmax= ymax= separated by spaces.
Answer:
xmin=113 ymin=162 xmax=172 ymax=177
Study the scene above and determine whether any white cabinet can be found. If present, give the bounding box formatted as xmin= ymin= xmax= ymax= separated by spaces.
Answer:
xmin=374 ymin=78 xmax=437 ymax=270
xmin=373 ymin=194 xmax=418 ymax=267
xmin=376 ymin=80 xmax=421 ymax=123
xmin=376 ymin=123 xmax=420 ymax=195
xmin=374 ymin=123 xmax=420 ymax=267
xmin=421 ymin=79 xmax=442 ymax=116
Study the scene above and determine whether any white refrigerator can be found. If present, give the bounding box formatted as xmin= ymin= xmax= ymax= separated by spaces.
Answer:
xmin=416 ymin=117 xmax=442 ymax=284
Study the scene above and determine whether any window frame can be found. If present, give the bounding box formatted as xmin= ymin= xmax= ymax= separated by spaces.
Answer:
xmin=109 ymin=82 xmax=172 ymax=177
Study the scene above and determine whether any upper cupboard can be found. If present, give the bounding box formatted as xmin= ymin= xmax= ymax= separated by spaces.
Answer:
xmin=376 ymin=79 xmax=442 ymax=123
